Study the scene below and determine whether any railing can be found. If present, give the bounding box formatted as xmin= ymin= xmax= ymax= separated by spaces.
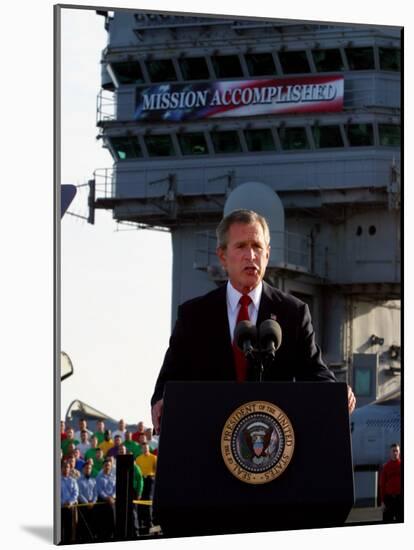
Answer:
xmin=94 ymin=167 xmax=115 ymax=199
xmin=194 ymin=230 xmax=315 ymax=276
xmin=96 ymin=89 xmax=116 ymax=125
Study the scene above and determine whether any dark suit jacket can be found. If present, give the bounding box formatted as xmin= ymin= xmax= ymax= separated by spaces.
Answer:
xmin=151 ymin=281 xmax=335 ymax=405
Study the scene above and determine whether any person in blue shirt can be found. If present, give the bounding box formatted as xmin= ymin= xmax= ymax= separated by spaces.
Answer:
xmin=61 ymin=460 xmax=79 ymax=544
xmin=96 ymin=459 xmax=116 ymax=540
xmin=77 ymin=462 xmax=98 ymax=542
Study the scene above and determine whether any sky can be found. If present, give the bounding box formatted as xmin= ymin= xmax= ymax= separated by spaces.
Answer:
xmin=60 ymin=8 xmax=173 ymax=426
xmin=2 ymin=0 xmax=412 ymax=548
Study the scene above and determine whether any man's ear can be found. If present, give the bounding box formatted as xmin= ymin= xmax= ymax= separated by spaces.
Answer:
xmin=216 ymin=246 xmax=227 ymax=269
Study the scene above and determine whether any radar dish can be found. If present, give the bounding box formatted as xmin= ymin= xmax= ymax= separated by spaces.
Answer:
xmin=61 ymin=351 xmax=74 ymax=381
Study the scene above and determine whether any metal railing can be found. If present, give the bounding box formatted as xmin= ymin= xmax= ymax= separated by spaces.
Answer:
xmin=194 ymin=230 xmax=314 ymax=275
xmin=94 ymin=167 xmax=115 ymax=199
xmin=97 ymin=89 xmax=116 ymax=125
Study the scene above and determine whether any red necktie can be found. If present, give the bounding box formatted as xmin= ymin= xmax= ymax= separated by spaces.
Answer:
xmin=233 ymin=294 xmax=252 ymax=382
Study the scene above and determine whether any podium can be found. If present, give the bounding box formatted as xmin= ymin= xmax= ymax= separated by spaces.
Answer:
xmin=153 ymin=381 xmax=354 ymax=537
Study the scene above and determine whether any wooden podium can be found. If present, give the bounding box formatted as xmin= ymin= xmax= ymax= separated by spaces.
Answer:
xmin=153 ymin=381 xmax=354 ymax=538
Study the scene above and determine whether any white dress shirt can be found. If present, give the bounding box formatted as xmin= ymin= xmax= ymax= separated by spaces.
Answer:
xmin=226 ymin=281 xmax=263 ymax=342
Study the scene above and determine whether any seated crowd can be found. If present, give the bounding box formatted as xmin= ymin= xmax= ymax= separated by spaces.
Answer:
xmin=60 ymin=418 xmax=158 ymax=543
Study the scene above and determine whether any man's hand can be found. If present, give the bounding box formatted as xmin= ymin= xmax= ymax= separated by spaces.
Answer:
xmin=151 ymin=398 xmax=164 ymax=435
xmin=348 ymin=385 xmax=356 ymax=414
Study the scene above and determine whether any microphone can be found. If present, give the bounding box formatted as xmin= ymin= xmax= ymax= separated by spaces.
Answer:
xmin=234 ymin=320 xmax=257 ymax=357
xmin=259 ymin=319 xmax=282 ymax=359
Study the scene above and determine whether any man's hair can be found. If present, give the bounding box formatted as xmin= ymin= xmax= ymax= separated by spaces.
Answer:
xmin=390 ymin=443 xmax=400 ymax=449
xmin=216 ymin=209 xmax=270 ymax=249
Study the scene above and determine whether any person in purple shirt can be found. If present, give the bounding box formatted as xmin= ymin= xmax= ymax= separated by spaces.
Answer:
xmin=106 ymin=434 xmax=123 ymax=458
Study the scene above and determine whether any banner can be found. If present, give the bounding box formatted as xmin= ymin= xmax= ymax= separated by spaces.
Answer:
xmin=135 ymin=75 xmax=344 ymax=121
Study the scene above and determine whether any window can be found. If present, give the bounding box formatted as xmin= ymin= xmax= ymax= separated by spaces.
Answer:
xmin=109 ymin=62 xmax=144 ymax=84
xmin=354 ymin=367 xmax=372 ymax=397
xmin=379 ymin=48 xmax=401 ymax=71
xmin=178 ymin=133 xmax=208 ymax=155
xmin=110 ymin=136 xmax=142 ymax=160
xmin=345 ymin=47 xmax=375 ymax=70
xmin=378 ymin=124 xmax=401 ymax=146
xmin=245 ymin=53 xmax=276 ymax=76
xmin=279 ymin=127 xmax=309 ymax=150
xmin=312 ymin=49 xmax=344 ymax=72
xmin=211 ymin=131 xmax=242 ymax=153
xmin=278 ymin=51 xmax=310 ymax=74
xmin=313 ymin=126 xmax=343 ymax=148
xmin=347 ymin=124 xmax=374 ymax=146
xmin=146 ymin=59 xmax=177 ymax=82
xmin=179 ymin=57 xmax=210 ymax=80
xmin=144 ymin=135 xmax=175 ymax=156
xmin=211 ymin=55 xmax=243 ymax=78
xmin=244 ymin=129 xmax=275 ymax=152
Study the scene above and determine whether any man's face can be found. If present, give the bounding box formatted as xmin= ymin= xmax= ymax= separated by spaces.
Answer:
xmin=67 ymin=443 xmax=76 ymax=455
xmin=67 ymin=429 xmax=75 ymax=440
xmin=81 ymin=431 xmax=88 ymax=443
xmin=118 ymin=445 xmax=126 ymax=455
xmin=137 ymin=422 xmax=144 ymax=432
xmin=138 ymin=435 xmax=147 ymax=445
xmin=84 ymin=463 xmax=92 ymax=477
xmin=62 ymin=462 xmax=71 ymax=477
xmin=391 ymin=445 xmax=400 ymax=460
xmin=61 ymin=421 xmax=65 ymax=432
xmin=103 ymin=461 xmax=112 ymax=474
xmin=217 ymin=222 xmax=270 ymax=294
xmin=119 ymin=419 xmax=126 ymax=430
xmin=97 ymin=421 xmax=104 ymax=432
xmin=79 ymin=420 xmax=87 ymax=430
xmin=114 ymin=436 xmax=122 ymax=447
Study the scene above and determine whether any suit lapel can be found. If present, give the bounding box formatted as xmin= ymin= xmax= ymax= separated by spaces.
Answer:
xmin=257 ymin=281 xmax=282 ymax=327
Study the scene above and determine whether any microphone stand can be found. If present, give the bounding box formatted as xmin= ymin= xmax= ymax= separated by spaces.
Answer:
xmin=244 ymin=348 xmax=264 ymax=382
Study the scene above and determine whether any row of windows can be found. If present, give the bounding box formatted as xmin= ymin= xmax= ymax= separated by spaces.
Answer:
xmin=107 ymin=47 xmax=400 ymax=86
xmin=107 ymin=123 xmax=400 ymax=159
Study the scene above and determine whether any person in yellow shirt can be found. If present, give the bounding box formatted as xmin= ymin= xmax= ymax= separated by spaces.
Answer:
xmin=135 ymin=443 xmax=157 ymax=534
xmin=99 ymin=430 xmax=115 ymax=457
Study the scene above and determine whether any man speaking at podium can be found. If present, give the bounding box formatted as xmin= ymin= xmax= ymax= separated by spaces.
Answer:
xmin=151 ymin=209 xmax=355 ymax=432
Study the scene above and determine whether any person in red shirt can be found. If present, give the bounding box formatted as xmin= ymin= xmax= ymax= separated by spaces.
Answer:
xmin=132 ymin=421 xmax=145 ymax=443
xmin=379 ymin=443 xmax=402 ymax=522
xmin=61 ymin=420 xmax=67 ymax=441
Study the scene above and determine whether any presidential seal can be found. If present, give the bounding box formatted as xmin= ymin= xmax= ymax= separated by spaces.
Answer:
xmin=221 ymin=401 xmax=295 ymax=485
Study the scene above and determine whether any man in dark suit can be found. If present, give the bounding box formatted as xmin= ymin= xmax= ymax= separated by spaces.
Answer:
xmin=151 ymin=209 xmax=355 ymax=431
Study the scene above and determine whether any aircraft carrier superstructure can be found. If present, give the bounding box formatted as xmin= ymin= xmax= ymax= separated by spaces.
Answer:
xmin=90 ymin=10 xmax=401 ymax=413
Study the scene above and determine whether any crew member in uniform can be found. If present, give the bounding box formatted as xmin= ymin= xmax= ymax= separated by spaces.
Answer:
xmin=151 ymin=209 xmax=356 ymax=431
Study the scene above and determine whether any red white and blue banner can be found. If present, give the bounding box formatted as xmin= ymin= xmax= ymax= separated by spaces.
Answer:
xmin=135 ymin=75 xmax=344 ymax=121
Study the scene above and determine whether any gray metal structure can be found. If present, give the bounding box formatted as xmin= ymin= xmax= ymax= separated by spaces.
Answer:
xmin=88 ymin=9 xmax=402 ymax=503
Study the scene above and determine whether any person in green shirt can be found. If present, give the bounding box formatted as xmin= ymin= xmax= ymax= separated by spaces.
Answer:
xmin=85 ymin=435 xmax=100 ymax=462
xmin=93 ymin=419 xmax=106 ymax=445
xmin=90 ymin=448 xmax=105 ymax=478
xmin=61 ymin=427 xmax=79 ymax=456
xmin=124 ymin=431 xmax=141 ymax=459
